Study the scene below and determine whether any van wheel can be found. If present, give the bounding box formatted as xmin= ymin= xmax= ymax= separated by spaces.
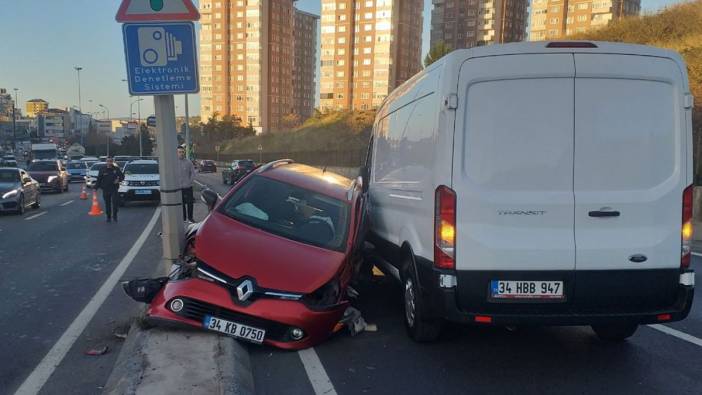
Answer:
xmin=592 ymin=323 xmax=638 ymax=342
xmin=402 ymin=263 xmax=442 ymax=342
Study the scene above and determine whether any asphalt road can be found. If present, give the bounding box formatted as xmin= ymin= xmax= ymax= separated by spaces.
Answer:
xmin=0 ymin=185 xmax=163 ymax=395
xmin=194 ymin=171 xmax=702 ymax=395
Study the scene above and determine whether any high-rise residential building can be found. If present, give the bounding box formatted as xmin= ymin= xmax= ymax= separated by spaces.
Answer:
xmin=0 ymin=89 xmax=14 ymax=122
xmin=430 ymin=0 xmax=528 ymax=50
xmin=26 ymin=99 xmax=49 ymax=118
xmin=199 ymin=0 xmax=318 ymax=133
xmin=319 ymin=0 xmax=424 ymax=112
xmin=293 ymin=10 xmax=319 ymax=120
xmin=529 ymin=0 xmax=641 ymax=41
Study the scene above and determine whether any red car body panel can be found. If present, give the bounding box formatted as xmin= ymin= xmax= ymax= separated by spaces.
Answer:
xmin=145 ymin=163 xmax=366 ymax=350
xmin=197 ymin=212 xmax=347 ymax=293
xmin=148 ymin=278 xmax=349 ymax=349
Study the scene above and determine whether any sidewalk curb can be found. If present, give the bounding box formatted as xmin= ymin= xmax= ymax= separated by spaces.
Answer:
xmin=102 ymin=311 xmax=255 ymax=395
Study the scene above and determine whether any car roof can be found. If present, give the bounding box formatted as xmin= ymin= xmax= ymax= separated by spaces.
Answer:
xmin=259 ymin=163 xmax=354 ymax=202
xmin=126 ymin=160 xmax=158 ymax=165
xmin=0 ymin=167 xmax=20 ymax=171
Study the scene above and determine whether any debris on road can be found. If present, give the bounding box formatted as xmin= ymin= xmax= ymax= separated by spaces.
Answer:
xmin=339 ymin=307 xmax=377 ymax=336
xmin=84 ymin=345 xmax=109 ymax=356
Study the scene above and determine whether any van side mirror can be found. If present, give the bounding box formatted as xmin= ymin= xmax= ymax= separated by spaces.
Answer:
xmin=360 ymin=166 xmax=370 ymax=193
xmin=200 ymin=189 xmax=219 ymax=212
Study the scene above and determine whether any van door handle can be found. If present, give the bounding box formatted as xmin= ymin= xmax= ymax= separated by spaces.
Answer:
xmin=588 ymin=210 xmax=620 ymax=218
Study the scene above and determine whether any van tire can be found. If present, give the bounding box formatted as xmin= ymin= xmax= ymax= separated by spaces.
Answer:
xmin=401 ymin=261 xmax=442 ymax=342
xmin=592 ymin=323 xmax=638 ymax=342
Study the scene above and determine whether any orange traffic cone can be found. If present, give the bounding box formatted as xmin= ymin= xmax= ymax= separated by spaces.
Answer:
xmin=79 ymin=185 xmax=88 ymax=200
xmin=88 ymin=191 xmax=104 ymax=216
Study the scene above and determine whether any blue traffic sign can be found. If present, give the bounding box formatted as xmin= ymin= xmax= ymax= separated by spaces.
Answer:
xmin=147 ymin=115 xmax=156 ymax=127
xmin=122 ymin=22 xmax=199 ymax=95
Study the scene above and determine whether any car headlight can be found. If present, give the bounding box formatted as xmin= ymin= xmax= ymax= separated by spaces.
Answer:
xmin=47 ymin=176 xmax=58 ymax=183
xmin=120 ymin=181 xmax=129 ymax=186
xmin=2 ymin=189 xmax=18 ymax=199
xmin=302 ymin=277 xmax=341 ymax=310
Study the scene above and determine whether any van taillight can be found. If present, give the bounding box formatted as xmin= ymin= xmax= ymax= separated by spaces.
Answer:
xmin=681 ymin=185 xmax=693 ymax=269
xmin=435 ymin=186 xmax=456 ymax=270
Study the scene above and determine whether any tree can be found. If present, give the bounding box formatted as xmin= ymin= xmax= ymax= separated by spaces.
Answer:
xmin=281 ymin=113 xmax=302 ymax=130
xmin=424 ymin=41 xmax=452 ymax=67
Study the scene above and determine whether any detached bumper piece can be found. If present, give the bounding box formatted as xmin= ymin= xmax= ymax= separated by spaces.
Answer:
xmin=122 ymin=278 xmax=169 ymax=303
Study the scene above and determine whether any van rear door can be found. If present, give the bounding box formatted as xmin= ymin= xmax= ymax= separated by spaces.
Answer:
xmin=453 ymin=54 xmax=576 ymax=273
xmin=572 ymin=54 xmax=685 ymax=310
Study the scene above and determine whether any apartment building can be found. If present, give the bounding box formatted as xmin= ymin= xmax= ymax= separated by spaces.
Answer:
xmin=319 ymin=0 xmax=424 ymax=112
xmin=26 ymin=99 xmax=49 ymax=118
xmin=430 ymin=0 xmax=528 ymax=50
xmin=293 ymin=10 xmax=319 ymax=120
xmin=199 ymin=0 xmax=318 ymax=133
xmin=529 ymin=0 xmax=641 ymax=41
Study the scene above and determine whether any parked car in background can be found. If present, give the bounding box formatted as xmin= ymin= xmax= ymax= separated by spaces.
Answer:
xmin=126 ymin=161 xmax=367 ymax=350
xmin=66 ymin=160 xmax=88 ymax=183
xmin=365 ymin=42 xmax=695 ymax=343
xmin=28 ymin=160 xmax=69 ymax=193
xmin=0 ymin=158 xmax=18 ymax=168
xmin=118 ymin=160 xmax=160 ymax=205
xmin=222 ymin=159 xmax=256 ymax=185
xmin=80 ymin=156 xmax=99 ymax=168
xmin=198 ymin=160 xmax=217 ymax=173
xmin=0 ymin=167 xmax=40 ymax=215
xmin=85 ymin=162 xmax=106 ymax=189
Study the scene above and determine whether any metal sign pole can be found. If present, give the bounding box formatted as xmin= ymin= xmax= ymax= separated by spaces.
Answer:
xmin=184 ymin=94 xmax=191 ymax=159
xmin=154 ymin=95 xmax=183 ymax=265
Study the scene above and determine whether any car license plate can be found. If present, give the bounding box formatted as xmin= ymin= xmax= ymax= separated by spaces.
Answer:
xmin=490 ymin=280 xmax=564 ymax=300
xmin=135 ymin=189 xmax=152 ymax=195
xmin=203 ymin=315 xmax=265 ymax=344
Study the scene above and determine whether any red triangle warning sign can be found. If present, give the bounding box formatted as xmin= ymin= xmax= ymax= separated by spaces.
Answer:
xmin=116 ymin=0 xmax=200 ymax=23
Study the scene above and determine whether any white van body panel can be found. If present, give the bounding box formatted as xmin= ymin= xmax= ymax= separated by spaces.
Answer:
xmin=452 ymin=54 xmax=577 ymax=271
xmin=573 ymin=54 xmax=687 ymax=270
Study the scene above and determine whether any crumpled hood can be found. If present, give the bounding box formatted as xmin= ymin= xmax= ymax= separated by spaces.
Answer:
xmin=196 ymin=212 xmax=346 ymax=294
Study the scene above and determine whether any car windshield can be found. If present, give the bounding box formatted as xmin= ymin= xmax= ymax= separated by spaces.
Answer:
xmin=220 ymin=175 xmax=350 ymax=251
xmin=67 ymin=162 xmax=85 ymax=169
xmin=29 ymin=162 xmax=58 ymax=171
xmin=0 ymin=169 xmax=20 ymax=182
xmin=90 ymin=163 xmax=106 ymax=172
xmin=237 ymin=160 xmax=255 ymax=169
xmin=124 ymin=163 xmax=159 ymax=175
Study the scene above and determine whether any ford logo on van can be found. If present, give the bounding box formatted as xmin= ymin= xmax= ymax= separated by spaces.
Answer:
xmin=498 ymin=210 xmax=546 ymax=216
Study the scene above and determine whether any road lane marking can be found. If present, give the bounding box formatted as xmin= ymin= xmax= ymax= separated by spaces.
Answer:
xmin=59 ymin=200 xmax=74 ymax=207
xmin=14 ymin=207 xmax=162 ymax=395
xmin=24 ymin=212 xmax=47 ymax=221
xmin=649 ymin=324 xmax=702 ymax=347
xmin=298 ymin=348 xmax=338 ymax=395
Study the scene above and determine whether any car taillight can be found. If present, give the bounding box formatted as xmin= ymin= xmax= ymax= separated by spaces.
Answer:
xmin=681 ymin=185 xmax=693 ymax=269
xmin=435 ymin=185 xmax=456 ymax=270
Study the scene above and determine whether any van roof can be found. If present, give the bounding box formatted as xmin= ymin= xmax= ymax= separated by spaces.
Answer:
xmin=434 ymin=41 xmax=683 ymax=68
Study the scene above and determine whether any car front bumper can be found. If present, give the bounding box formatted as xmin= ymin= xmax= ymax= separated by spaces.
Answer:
xmin=147 ymin=278 xmax=348 ymax=350
xmin=0 ymin=196 xmax=20 ymax=212
xmin=118 ymin=186 xmax=161 ymax=201
xmin=414 ymin=258 xmax=695 ymax=327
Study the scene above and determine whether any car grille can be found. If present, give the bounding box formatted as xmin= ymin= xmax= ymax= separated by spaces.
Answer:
xmin=172 ymin=297 xmax=293 ymax=342
xmin=128 ymin=180 xmax=159 ymax=186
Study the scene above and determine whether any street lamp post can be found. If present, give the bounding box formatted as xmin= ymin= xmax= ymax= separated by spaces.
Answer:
xmin=98 ymin=104 xmax=111 ymax=156
xmin=131 ymin=98 xmax=144 ymax=156
xmin=12 ymin=88 xmax=18 ymax=152
xmin=75 ymin=67 xmax=84 ymax=146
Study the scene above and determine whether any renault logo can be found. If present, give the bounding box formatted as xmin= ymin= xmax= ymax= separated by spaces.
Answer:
xmin=236 ymin=279 xmax=254 ymax=301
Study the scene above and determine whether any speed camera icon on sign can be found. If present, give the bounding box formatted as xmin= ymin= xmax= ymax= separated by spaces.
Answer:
xmin=137 ymin=27 xmax=183 ymax=66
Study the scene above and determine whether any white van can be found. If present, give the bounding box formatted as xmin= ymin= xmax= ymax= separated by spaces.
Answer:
xmin=365 ymin=42 xmax=695 ymax=342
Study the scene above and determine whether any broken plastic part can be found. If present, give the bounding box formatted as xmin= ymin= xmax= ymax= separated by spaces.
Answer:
xmin=338 ymin=307 xmax=376 ymax=336
xmin=121 ymin=277 xmax=169 ymax=303
xmin=84 ymin=345 xmax=109 ymax=356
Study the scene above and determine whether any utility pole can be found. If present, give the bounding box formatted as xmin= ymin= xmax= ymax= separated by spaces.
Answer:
xmin=12 ymin=88 xmax=18 ymax=152
xmin=184 ymin=94 xmax=191 ymax=159
xmin=131 ymin=98 xmax=144 ymax=156
xmin=99 ymin=104 xmax=110 ymax=156
xmin=74 ymin=66 xmax=83 ymax=145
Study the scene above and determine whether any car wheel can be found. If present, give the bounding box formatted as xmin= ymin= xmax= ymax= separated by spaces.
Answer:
xmin=401 ymin=260 xmax=442 ymax=342
xmin=31 ymin=194 xmax=40 ymax=209
xmin=16 ymin=195 xmax=25 ymax=215
xmin=592 ymin=323 xmax=638 ymax=342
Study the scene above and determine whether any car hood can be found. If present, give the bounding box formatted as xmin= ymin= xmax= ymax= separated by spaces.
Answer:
xmin=29 ymin=171 xmax=59 ymax=180
xmin=196 ymin=212 xmax=346 ymax=294
xmin=0 ymin=182 xmax=20 ymax=194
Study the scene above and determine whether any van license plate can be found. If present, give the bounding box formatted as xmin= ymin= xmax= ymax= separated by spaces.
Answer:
xmin=203 ymin=315 xmax=265 ymax=344
xmin=490 ymin=281 xmax=563 ymax=300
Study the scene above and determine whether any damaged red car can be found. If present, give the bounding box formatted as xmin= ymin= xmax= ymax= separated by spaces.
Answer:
xmin=129 ymin=160 xmax=367 ymax=350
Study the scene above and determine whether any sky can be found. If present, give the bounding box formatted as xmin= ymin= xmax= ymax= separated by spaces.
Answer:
xmin=0 ymin=0 xmax=684 ymax=120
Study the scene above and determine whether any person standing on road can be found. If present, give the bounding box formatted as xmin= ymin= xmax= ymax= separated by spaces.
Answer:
xmin=177 ymin=146 xmax=195 ymax=222
xmin=95 ymin=157 xmax=124 ymax=223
